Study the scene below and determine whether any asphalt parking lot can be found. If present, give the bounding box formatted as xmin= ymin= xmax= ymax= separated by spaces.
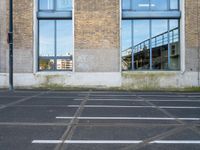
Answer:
xmin=0 ymin=90 xmax=200 ymax=150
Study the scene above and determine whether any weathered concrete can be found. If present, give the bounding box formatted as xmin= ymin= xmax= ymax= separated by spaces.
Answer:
xmin=74 ymin=0 xmax=120 ymax=72
xmin=0 ymin=72 xmax=122 ymax=88
xmin=122 ymin=71 xmax=199 ymax=90
xmin=0 ymin=0 xmax=8 ymax=73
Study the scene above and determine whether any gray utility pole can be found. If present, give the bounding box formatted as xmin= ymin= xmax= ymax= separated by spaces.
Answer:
xmin=8 ymin=0 xmax=14 ymax=91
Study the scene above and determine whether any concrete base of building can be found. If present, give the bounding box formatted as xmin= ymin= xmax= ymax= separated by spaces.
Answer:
xmin=0 ymin=72 xmax=122 ymax=89
xmin=0 ymin=71 xmax=199 ymax=89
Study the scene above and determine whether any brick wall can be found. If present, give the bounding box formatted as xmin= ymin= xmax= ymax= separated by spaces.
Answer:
xmin=185 ymin=0 xmax=200 ymax=72
xmin=74 ymin=0 xmax=120 ymax=72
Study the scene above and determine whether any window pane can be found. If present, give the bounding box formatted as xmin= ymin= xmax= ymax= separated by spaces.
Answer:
xmin=39 ymin=0 xmax=53 ymax=10
xmin=57 ymin=59 xmax=73 ymax=70
xmin=122 ymin=0 xmax=131 ymax=10
xmin=150 ymin=0 xmax=168 ymax=10
xmin=39 ymin=58 xmax=55 ymax=71
xmin=39 ymin=20 xmax=55 ymax=57
xmin=56 ymin=0 xmax=72 ymax=10
xmin=152 ymin=20 xmax=168 ymax=70
xmin=170 ymin=0 xmax=179 ymax=10
xmin=133 ymin=0 xmax=150 ymax=10
xmin=122 ymin=20 xmax=132 ymax=71
xmin=134 ymin=20 xmax=150 ymax=70
xmin=169 ymin=20 xmax=180 ymax=70
xmin=56 ymin=20 xmax=72 ymax=57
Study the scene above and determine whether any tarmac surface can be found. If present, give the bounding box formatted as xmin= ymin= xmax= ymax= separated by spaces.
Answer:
xmin=0 ymin=90 xmax=200 ymax=150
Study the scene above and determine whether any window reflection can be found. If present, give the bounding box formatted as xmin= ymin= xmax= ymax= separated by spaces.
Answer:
xmin=152 ymin=20 xmax=168 ymax=70
xmin=39 ymin=0 xmax=53 ymax=10
xmin=122 ymin=20 xmax=132 ymax=71
xmin=169 ymin=20 xmax=180 ymax=70
xmin=56 ymin=20 xmax=72 ymax=57
xmin=150 ymin=0 xmax=168 ymax=10
xmin=170 ymin=0 xmax=179 ymax=10
xmin=57 ymin=59 xmax=73 ymax=70
xmin=134 ymin=20 xmax=150 ymax=70
xmin=39 ymin=59 xmax=55 ymax=71
xmin=56 ymin=0 xmax=72 ymax=10
xmin=122 ymin=19 xmax=180 ymax=71
xmin=39 ymin=20 xmax=55 ymax=57
xmin=122 ymin=0 xmax=179 ymax=11
xmin=133 ymin=0 xmax=150 ymax=11
xmin=39 ymin=20 xmax=73 ymax=71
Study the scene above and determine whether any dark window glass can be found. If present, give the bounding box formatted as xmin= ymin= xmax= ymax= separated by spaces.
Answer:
xmin=39 ymin=58 xmax=55 ymax=71
xmin=152 ymin=20 xmax=168 ymax=70
xmin=56 ymin=20 xmax=72 ymax=57
xmin=122 ymin=20 xmax=132 ymax=71
xmin=133 ymin=0 xmax=150 ymax=10
xmin=169 ymin=20 xmax=180 ymax=70
xmin=150 ymin=0 xmax=168 ymax=10
xmin=134 ymin=20 xmax=150 ymax=70
xmin=39 ymin=0 xmax=53 ymax=10
xmin=39 ymin=20 xmax=55 ymax=57
xmin=170 ymin=0 xmax=179 ymax=10
xmin=56 ymin=0 xmax=72 ymax=11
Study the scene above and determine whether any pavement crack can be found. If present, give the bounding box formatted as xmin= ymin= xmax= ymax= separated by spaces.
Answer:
xmin=54 ymin=90 xmax=91 ymax=150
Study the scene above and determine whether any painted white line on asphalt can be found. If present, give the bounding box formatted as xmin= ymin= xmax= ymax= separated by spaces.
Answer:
xmin=150 ymin=140 xmax=200 ymax=144
xmin=68 ymin=105 xmax=155 ymax=108
xmin=32 ymin=140 xmax=200 ymax=144
xmin=32 ymin=140 xmax=62 ymax=144
xmin=32 ymin=140 xmax=142 ymax=144
xmin=68 ymin=105 xmax=200 ymax=109
xmin=74 ymin=99 xmax=200 ymax=102
xmin=56 ymin=117 xmax=200 ymax=121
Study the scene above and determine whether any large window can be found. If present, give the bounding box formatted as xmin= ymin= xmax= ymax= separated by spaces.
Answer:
xmin=122 ymin=0 xmax=180 ymax=71
xmin=122 ymin=0 xmax=179 ymax=11
xmin=38 ymin=0 xmax=73 ymax=71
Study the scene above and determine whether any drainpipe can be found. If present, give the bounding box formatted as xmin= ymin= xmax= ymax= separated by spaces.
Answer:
xmin=8 ymin=0 xmax=14 ymax=91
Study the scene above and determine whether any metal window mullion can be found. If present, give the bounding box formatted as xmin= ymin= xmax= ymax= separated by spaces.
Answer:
xmin=168 ymin=0 xmax=170 ymax=10
xmin=167 ymin=19 xmax=171 ymax=69
xmin=132 ymin=20 xmax=134 ymax=70
xmin=150 ymin=20 xmax=152 ymax=70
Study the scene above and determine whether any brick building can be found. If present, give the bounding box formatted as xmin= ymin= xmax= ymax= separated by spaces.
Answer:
xmin=0 ymin=0 xmax=199 ymax=89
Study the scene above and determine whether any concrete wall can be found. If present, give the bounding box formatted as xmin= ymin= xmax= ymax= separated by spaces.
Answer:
xmin=74 ymin=0 xmax=120 ymax=72
xmin=0 ymin=0 xmax=8 ymax=73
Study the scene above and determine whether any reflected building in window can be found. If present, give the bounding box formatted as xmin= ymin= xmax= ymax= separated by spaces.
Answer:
xmin=122 ymin=0 xmax=180 ymax=71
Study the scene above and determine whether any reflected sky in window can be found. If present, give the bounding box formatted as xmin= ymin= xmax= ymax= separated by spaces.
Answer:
xmin=39 ymin=20 xmax=55 ymax=56
xmin=133 ymin=0 xmax=150 ymax=10
xmin=56 ymin=0 xmax=72 ymax=10
xmin=152 ymin=20 xmax=168 ymax=37
xmin=150 ymin=0 xmax=168 ymax=10
xmin=134 ymin=20 xmax=150 ymax=46
xmin=56 ymin=20 xmax=72 ymax=56
xmin=39 ymin=0 xmax=53 ymax=10
xmin=122 ymin=21 xmax=132 ymax=52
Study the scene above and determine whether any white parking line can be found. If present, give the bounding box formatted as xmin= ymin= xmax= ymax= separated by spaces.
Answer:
xmin=56 ymin=117 xmax=200 ymax=121
xmin=68 ymin=105 xmax=200 ymax=109
xmin=32 ymin=140 xmax=200 ymax=144
xmin=74 ymin=99 xmax=200 ymax=102
xmin=150 ymin=140 xmax=200 ymax=144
